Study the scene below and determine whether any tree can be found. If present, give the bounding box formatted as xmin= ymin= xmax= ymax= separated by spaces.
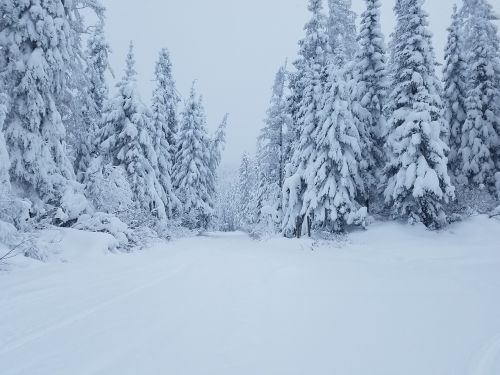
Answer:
xmin=76 ymin=20 xmax=112 ymax=181
xmin=257 ymin=63 xmax=290 ymax=228
xmin=283 ymin=0 xmax=329 ymax=237
xmin=300 ymin=64 xmax=367 ymax=233
xmin=0 ymin=0 xmax=88 ymax=222
xmin=327 ymin=0 xmax=358 ymax=63
xmin=238 ymin=153 xmax=258 ymax=229
xmin=151 ymin=48 xmax=181 ymax=218
xmin=351 ymin=0 xmax=388 ymax=203
xmin=443 ymin=5 xmax=468 ymax=174
xmin=98 ymin=42 xmax=167 ymax=222
xmin=173 ymin=84 xmax=213 ymax=229
xmin=207 ymin=114 xmax=228 ymax=214
xmin=458 ymin=0 xmax=500 ymax=187
xmin=384 ymin=0 xmax=455 ymax=229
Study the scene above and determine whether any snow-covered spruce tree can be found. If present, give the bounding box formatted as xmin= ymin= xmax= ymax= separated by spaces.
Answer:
xmin=75 ymin=20 xmax=112 ymax=181
xmin=98 ymin=42 xmax=167 ymax=222
xmin=384 ymin=0 xmax=455 ymax=229
xmin=299 ymin=55 xmax=367 ymax=234
xmin=351 ymin=0 xmax=388 ymax=204
xmin=458 ymin=0 xmax=500 ymax=188
xmin=207 ymin=114 xmax=228 ymax=216
xmin=0 ymin=0 xmax=91 ymax=223
xmin=238 ymin=153 xmax=258 ymax=229
xmin=327 ymin=0 xmax=358 ymax=63
xmin=257 ymin=63 xmax=290 ymax=229
xmin=173 ymin=84 xmax=213 ymax=229
xmin=151 ymin=48 xmax=181 ymax=218
xmin=283 ymin=0 xmax=329 ymax=237
xmin=443 ymin=5 xmax=468 ymax=174
xmin=152 ymin=48 xmax=180 ymax=169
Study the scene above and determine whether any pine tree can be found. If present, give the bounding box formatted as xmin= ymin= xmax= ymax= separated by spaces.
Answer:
xmin=173 ymin=84 xmax=213 ymax=229
xmin=283 ymin=0 xmax=329 ymax=236
xmin=458 ymin=0 xmax=500 ymax=187
xmin=207 ymin=114 xmax=228 ymax=213
xmin=76 ymin=20 xmax=112 ymax=181
xmin=443 ymin=5 xmax=468 ymax=173
xmin=98 ymin=42 xmax=167 ymax=221
xmin=238 ymin=153 xmax=257 ymax=229
xmin=327 ymin=0 xmax=358 ymax=63
xmin=301 ymin=63 xmax=367 ymax=232
xmin=0 ymin=0 xmax=87 ymax=221
xmin=351 ymin=0 xmax=388 ymax=203
xmin=384 ymin=0 xmax=454 ymax=229
xmin=151 ymin=49 xmax=181 ymax=218
xmin=257 ymin=63 xmax=290 ymax=228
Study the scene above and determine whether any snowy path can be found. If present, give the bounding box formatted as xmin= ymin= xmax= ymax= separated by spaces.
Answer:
xmin=1 ymin=218 xmax=500 ymax=375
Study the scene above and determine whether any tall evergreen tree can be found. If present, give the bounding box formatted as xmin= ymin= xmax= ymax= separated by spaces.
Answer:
xmin=458 ymin=0 xmax=500 ymax=187
xmin=351 ymin=0 xmax=388 ymax=202
xmin=152 ymin=48 xmax=180 ymax=167
xmin=257 ymin=63 xmax=290 ymax=228
xmin=384 ymin=0 xmax=454 ymax=229
xmin=151 ymin=48 xmax=181 ymax=218
xmin=0 ymin=0 xmax=85 ymax=219
xmin=76 ymin=20 xmax=111 ymax=181
xmin=300 ymin=64 xmax=367 ymax=233
xmin=238 ymin=153 xmax=258 ymax=228
xmin=283 ymin=0 xmax=329 ymax=236
xmin=443 ymin=5 xmax=468 ymax=173
xmin=98 ymin=42 xmax=167 ymax=221
xmin=207 ymin=114 xmax=228 ymax=212
xmin=173 ymin=84 xmax=213 ymax=229
xmin=327 ymin=0 xmax=358 ymax=63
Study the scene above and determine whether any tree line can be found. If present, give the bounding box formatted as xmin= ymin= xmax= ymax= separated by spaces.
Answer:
xmin=235 ymin=0 xmax=500 ymax=237
xmin=0 ymin=0 xmax=227 ymax=252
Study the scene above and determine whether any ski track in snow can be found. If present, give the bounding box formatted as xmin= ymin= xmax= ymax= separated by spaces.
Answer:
xmin=1 ymin=217 xmax=499 ymax=375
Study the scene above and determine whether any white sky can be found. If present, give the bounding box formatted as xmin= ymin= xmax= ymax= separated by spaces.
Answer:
xmin=102 ymin=0 xmax=500 ymax=168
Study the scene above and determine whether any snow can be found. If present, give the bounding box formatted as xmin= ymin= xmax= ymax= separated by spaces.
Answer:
xmin=1 ymin=216 xmax=500 ymax=375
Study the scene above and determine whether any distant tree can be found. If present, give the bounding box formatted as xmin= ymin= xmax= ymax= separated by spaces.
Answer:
xmin=238 ymin=153 xmax=258 ymax=229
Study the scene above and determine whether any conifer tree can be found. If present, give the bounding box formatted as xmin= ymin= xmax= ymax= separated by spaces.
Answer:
xmin=327 ymin=0 xmax=358 ymax=62
xmin=151 ymin=49 xmax=181 ymax=218
xmin=384 ymin=0 xmax=454 ymax=229
xmin=283 ymin=0 xmax=329 ymax=236
xmin=238 ymin=153 xmax=258 ymax=228
xmin=458 ymin=0 xmax=500 ymax=187
xmin=0 ymin=0 xmax=86 ymax=220
xmin=76 ymin=20 xmax=112 ymax=181
xmin=98 ymin=42 xmax=167 ymax=221
xmin=443 ymin=5 xmax=468 ymax=173
xmin=301 ymin=64 xmax=367 ymax=232
xmin=257 ymin=64 xmax=290 ymax=228
xmin=351 ymin=0 xmax=388 ymax=202
xmin=173 ymin=84 xmax=213 ymax=229
xmin=207 ymin=114 xmax=228 ymax=211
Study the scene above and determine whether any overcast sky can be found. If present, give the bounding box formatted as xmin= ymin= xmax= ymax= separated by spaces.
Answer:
xmin=102 ymin=0 xmax=500 ymax=168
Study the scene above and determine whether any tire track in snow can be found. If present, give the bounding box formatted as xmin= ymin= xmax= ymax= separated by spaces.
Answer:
xmin=0 ymin=261 xmax=187 ymax=356
xmin=470 ymin=335 xmax=500 ymax=375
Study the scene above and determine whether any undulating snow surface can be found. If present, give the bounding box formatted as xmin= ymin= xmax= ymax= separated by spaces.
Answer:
xmin=1 ymin=217 xmax=500 ymax=375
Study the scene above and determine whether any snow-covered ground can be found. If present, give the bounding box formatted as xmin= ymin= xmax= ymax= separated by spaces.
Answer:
xmin=1 ymin=216 xmax=500 ymax=375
